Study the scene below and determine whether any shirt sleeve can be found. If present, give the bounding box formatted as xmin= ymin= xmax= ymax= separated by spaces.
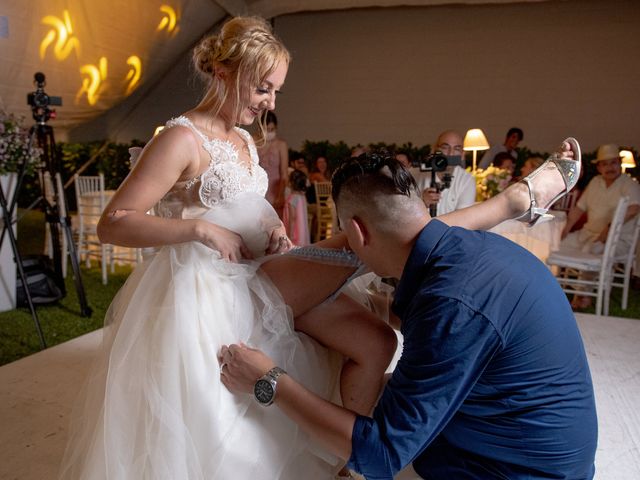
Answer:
xmin=348 ymin=296 xmax=502 ymax=479
xmin=576 ymin=179 xmax=595 ymax=211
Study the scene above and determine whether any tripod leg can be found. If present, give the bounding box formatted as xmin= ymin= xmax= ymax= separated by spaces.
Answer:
xmin=62 ymin=216 xmax=92 ymax=317
xmin=43 ymin=128 xmax=92 ymax=318
xmin=0 ymin=186 xmax=46 ymax=349
xmin=45 ymin=211 xmax=66 ymax=295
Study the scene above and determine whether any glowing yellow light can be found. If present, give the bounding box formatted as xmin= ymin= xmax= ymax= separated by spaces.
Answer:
xmin=125 ymin=55 xmax=142 ymax=95
xmin=154 ymin=126 xmax=165 ymax=136
xmin=40 ymin=9 xmax=80 ymax=60
xmin=76 ymin=57 xmax=108 ymax=106
xmin=157 ymin=5 xmax=178 ymax=33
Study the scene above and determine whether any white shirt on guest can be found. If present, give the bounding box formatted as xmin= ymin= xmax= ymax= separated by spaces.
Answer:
xmin=577 ymin=173 xmax=640 ymax=239
xmin=411 ymin=165 xmax=477 ymax=216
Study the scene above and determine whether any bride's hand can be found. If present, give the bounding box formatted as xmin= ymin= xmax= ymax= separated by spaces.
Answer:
xmin=194 ymin=220 xmax=253 ymax=262
xmin=267 ymin=222 xmax=292 ymax=254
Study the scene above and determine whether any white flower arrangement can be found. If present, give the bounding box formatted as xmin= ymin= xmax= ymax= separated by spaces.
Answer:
xmin=468 ymin=165 xmax=512 ymax=201
xmin=0 ymin=110 xmax=42 ymax=176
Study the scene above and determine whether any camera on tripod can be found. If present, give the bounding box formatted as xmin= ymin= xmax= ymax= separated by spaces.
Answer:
xmin=27 ymin=72 xmax=62 ymax=124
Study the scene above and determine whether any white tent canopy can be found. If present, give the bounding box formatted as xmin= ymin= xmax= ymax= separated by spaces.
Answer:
xmin=1 ymin=0 xmax=638 ymax=151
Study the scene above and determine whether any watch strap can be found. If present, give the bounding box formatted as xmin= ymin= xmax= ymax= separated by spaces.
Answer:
xmin=267 ymin=366 xmax=286 ymax=380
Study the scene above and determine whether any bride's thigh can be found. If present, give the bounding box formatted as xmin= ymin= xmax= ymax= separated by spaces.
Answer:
xmin=294 ymin=294 xmax=397 ymax=367
xmin=259 ymin=256 xmax=355 ymax=317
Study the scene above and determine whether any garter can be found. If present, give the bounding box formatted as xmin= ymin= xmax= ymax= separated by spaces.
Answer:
xmin=284 ymin=246 xmax=369 ymax=304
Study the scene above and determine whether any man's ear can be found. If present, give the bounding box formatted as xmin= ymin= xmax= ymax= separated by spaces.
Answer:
xmin=348 ymin=216 xmax=369 ymax=248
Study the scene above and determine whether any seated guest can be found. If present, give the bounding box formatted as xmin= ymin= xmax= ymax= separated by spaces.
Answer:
xmin=518 ymin=155 xmax=545 ymax=179
xmin=479 ymin=127 xmax=524 ymax=169
xmin=492 ymin=151 xmax=516 ymax=176
xmin=561 ymin=143 xmax=640 ymax=309
xmin=414 ymin=130 xmax=476 ymax=217
xmin=309 ymin=156 xmax=331 ymax=183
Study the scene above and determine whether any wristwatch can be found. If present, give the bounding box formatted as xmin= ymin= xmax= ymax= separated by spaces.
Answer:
xmin=254 ymin=366 xmax=287 ymax=406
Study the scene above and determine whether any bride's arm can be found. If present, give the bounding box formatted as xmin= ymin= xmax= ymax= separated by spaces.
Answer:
xmin=97 ymin=127 xmax=252 ymax=261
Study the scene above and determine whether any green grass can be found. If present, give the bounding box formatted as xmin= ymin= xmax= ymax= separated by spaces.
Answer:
xmin=0 ymin=209 xmax=130 ymax=365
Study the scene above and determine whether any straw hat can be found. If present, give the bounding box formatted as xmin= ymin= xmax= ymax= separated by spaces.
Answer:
xmin=592 ymin=144 xmax=621 ymax=163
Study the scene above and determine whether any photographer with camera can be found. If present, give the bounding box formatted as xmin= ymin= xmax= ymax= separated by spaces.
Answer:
xmin=412 ymin=130 xmax=476 ymax=217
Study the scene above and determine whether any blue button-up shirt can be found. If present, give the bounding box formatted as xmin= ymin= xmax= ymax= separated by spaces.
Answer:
xmin=348 ymin=220 xmax=597 ymax=479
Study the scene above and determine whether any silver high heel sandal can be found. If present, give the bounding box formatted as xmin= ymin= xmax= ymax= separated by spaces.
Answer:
xmin=515 ymin=137 xmax=581 ymax=226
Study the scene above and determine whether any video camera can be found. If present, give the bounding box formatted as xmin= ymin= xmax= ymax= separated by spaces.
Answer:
xmin=27 ymin=72 xmax=62 ymax=124
xmin=419 ymin=151 xmax=453 ymax=217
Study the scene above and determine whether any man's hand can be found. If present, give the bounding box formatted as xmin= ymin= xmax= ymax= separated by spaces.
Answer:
xmin=218 ymin=343 xmax=276 ymax=395
xmin=421 ymin=188 xmax=441 ymax=208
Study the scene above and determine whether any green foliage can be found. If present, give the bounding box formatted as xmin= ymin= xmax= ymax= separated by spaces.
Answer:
xmin=0 ymin=209 xmax=129 ymax=365
xmin=298 ymin=139 xmax=432 ymax=171
xmin=17 ymin=139 xmax=146 ymax=209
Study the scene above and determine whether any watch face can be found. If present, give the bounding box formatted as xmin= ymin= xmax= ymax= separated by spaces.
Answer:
xmin=254 ymin=379 xmax=274 ymax=404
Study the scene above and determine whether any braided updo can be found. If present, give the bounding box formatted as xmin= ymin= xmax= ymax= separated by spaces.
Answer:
xmin=193 ymin=17 xmax=290 ymax=136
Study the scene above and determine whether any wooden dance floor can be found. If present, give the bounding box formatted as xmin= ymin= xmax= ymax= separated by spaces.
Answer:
xmin=1 ymin=313 xmax=639 ymax=479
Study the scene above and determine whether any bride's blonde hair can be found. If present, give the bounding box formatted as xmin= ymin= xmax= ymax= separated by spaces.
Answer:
xmin=193 ymin=16 xmax=290 ymax=141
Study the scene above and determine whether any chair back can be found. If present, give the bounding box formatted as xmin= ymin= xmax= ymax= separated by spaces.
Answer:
xmin=314 ymin=182 xmax=332 ymax=203
xmin=600 ymin=196 xmax=629 ymax=287
xmin=314 ymin=182 xmax=334 ymax=240
xmin=74 ymin=173 xmax=106 ymax=228
xmin=552 ymin=189 xmax=579 ymax=211
xmin=616 ymin=212 xmax=640 ymax=265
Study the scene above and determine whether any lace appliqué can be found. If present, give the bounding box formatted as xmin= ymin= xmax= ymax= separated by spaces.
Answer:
xmin=164 ymin=117 xmax=267 ymax=207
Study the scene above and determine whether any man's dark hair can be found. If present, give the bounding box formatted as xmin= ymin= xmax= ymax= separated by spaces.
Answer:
xmin=506 ymin=127 xmax=523 ymax=141
xmin=331 ymin=152 xmax=417 ymax=204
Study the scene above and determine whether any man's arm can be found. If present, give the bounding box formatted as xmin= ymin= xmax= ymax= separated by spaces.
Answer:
xmin=218 ymin=343 xmax=356 ymax=459
xmin=275 ymin=374 xmax=356 ymax=458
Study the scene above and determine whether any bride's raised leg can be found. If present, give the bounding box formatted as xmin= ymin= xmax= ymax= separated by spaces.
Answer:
xmin=260 ymin=237 xmax=397 ymax=418
xmin=441 ymin=138 xmax=581 ymax=230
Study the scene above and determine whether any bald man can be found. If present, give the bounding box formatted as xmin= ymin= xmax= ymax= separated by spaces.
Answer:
xmin=413 ymin=130 xmax=476 ymax=217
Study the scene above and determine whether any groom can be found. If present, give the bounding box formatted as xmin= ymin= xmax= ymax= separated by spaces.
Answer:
xmin=220 ymin=153 xmax=597 ymax=479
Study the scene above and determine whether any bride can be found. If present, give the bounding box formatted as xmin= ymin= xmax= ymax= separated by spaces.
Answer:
xmin=59 ymin=16 xmax=398 ymax=480
xmin=60 ymin=15 xmax=581 ymax=480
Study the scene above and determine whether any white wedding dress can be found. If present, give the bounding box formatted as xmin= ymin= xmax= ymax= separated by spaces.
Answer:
xmin=59 ymin=117 xmax=347 ymax=479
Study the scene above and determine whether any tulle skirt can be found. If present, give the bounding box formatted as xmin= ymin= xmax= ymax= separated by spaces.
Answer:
xmin=59 ymin=240 xmax=343 ymax=479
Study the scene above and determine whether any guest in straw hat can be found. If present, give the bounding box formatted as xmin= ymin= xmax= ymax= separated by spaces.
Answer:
xmin=561 ymin=143 xmax=640 ymax=309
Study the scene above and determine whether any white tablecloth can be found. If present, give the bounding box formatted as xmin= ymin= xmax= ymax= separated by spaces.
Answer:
xmin=489 ymin=211 xmax=566 ymax=264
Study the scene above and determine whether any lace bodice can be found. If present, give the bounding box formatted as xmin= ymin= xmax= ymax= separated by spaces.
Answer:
xmin=155 ymin=116 xmax=268 ymax=219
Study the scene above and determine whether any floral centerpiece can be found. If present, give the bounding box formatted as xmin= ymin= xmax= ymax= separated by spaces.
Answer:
xmin=468 ymin=165 xmax=512 ymax=202
xmin=0 ymin=110 xmax=42 ymax=176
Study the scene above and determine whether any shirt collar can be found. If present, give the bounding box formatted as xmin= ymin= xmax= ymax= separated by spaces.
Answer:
xmin=392 ymin=219 xmax=449 ymax=318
